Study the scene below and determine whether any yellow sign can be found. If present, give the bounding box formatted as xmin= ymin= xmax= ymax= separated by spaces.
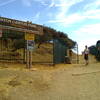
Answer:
xmin=25 ymin=33 xmax=35 ymax=40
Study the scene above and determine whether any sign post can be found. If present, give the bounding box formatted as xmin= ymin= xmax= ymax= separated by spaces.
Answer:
xmin=25 ymin=33 xmax=35 ymax=69
xmin=26 ymin=40 xmax=29 ymax=68
xmin=0 ymin=28 xmax=2 ymax=37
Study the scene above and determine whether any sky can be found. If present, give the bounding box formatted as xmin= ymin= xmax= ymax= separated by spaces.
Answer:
xmin=0 ymin=0 xmax=100 ymax=54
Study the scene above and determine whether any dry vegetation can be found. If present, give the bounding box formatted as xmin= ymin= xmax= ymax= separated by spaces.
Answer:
xmin=32 ymin=43 xmax=53 ymax=63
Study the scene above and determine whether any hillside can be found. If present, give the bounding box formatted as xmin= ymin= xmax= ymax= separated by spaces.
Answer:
xmin=32 ymin=43 xmax=53 ymax=63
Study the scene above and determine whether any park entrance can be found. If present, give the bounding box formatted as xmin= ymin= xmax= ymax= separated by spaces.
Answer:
xmin=0 ymin=16 xmax=76 ymax=65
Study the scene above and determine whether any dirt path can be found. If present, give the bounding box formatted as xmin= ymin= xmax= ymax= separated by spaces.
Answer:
xmin=0 ymin=56 xmax=100 ymax=100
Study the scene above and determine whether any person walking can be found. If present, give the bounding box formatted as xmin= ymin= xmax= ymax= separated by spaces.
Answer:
xmin=84 ymin=45 xmax=89 ymax=65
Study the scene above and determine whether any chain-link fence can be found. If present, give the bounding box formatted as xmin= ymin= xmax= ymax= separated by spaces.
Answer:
xmin=0 ymin=29 xmax=25 ymax=63
xmin=0 ymin=29 xmax=75 ymax=65
xmin=67 ymin=43 xmax=79 ymax=64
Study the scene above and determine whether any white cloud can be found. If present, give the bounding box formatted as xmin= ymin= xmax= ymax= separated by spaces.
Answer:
xmin=48 ymin=0 xmax=55 ymax=8
xmin=84 ymin=0 xmax=100 ymax=10
xmin=75 ymin=23 xmax=100 ymax=35
xmin=47 ymin=0 xmax=85 ymax=26
xmin=83 ymin=0 xmax=100 ymax=20
xmin=41 ymin=1 xmax=48 ymax=6
xmin=48 ymin=0 xmax=100 ymax=26
xmin=77 ymin=39 xmax=98 ymax=54
xmin=48 ymin=0 xmax=67 ymax=8
xmin=48 ymin=13 xmax=84 ymax=27
xmin=55 ymin=0 xmax=83 ymax=19
xmin=73 ymin=23 xmax=100 ymax=54
xmin=84 ymin=9 xmax=100 ymax=20
xmin=0 ymin=0 xmax=16 ymax=7
xmin=32 ymin=12 xmax=40 ymax=22
xmin=22 ymin=0 xmax=33 ymax=7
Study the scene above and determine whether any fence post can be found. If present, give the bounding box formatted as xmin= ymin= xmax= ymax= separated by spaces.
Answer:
xmin=76 ymin=43 xmax=79 ymax=64
xmin=26 ymin=40 xmax=29 ymax=68
xmin=29 ymin=51 xmax=32 ymax=69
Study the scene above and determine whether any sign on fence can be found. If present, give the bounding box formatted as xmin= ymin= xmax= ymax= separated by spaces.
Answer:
xmin=27 ymin=40 xmax=35 ymax=51
xmin=25 ymin=33 xmax=35 ymax=40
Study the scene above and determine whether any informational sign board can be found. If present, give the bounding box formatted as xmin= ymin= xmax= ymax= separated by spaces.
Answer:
xmin=25 ymin=33 xmax=35 ymax=40
xmin=0 ymin=28 xmax=2 ymax=37
xmin=27 ymin=40 xmax=35 ymax=51
xmin=0 ymin=17 xmax=43 ymax=35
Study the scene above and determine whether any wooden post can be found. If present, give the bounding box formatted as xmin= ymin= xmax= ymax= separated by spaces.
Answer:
xmin=26 ymin=50 xmax=29 ymax=68
xmin=26 ymin=40 xmax=29 ymax=68
xmin=77 ymin=43 xmax=79 ymax=64
xmin=25 ymin=33 xmax=35 ymax=69
xmin=29 ymin=51 xmax=32 ymax=69
xmin=26 ymin=40 xmax=33 ymax=69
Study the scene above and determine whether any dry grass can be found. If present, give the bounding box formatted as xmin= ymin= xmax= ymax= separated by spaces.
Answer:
xmin=32 ymin=43 xmax=53 ymax=62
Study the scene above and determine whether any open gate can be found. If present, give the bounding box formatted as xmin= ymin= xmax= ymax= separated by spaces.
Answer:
xmin=53 ymin=39 xmax=67 ymax=64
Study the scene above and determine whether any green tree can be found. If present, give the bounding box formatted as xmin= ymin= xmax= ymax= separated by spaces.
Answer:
xmin=96 ymin=40 xmax=100 ymax=61
xmin=89 ymin=45 xmax=97 ymax=55
xmin=35 ymin=26 xmax=76 ymax=49
xmin=89 ymin=40 xmax=100 ymax=61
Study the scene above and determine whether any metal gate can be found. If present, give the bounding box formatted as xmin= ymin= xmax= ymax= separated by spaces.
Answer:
xmin=53 ymin=39 xmax=67 ymax=64
xmin=0 ymin=29 xmax=25 ymax=62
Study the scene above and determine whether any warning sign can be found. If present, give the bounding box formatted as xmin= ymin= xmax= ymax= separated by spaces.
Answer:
xmin=27 ymin=40 xmax=35 ymax=51
xmin=25 ymin=33 xmax=35 ymax=40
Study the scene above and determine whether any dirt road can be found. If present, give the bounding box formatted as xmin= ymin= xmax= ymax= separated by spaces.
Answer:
xmin=0 ymin=56 xmax=100 ymax=100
